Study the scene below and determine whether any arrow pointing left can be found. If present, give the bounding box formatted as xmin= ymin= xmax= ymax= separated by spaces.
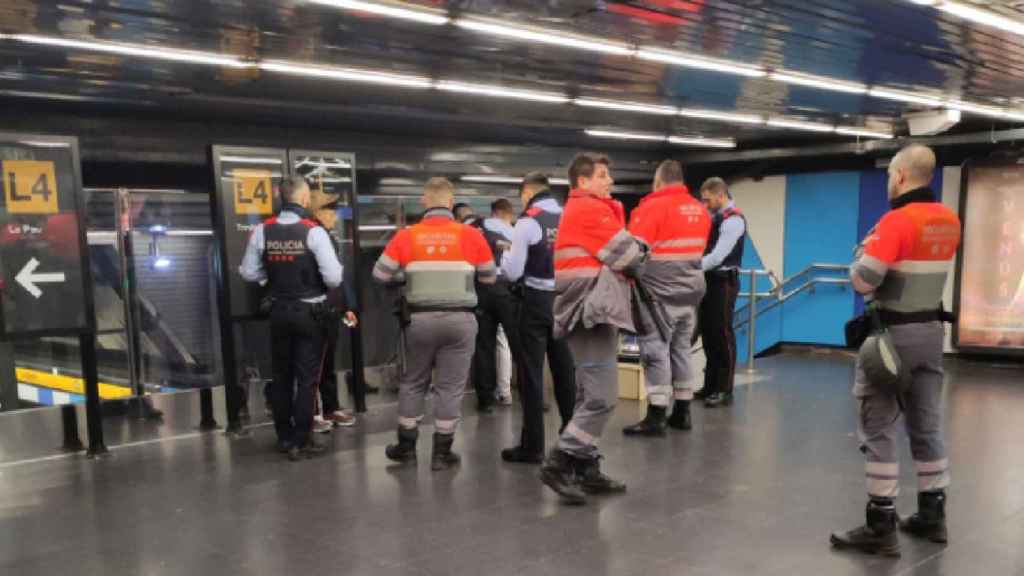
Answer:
xmin=15 ymin=257 xmax=66 ymax=299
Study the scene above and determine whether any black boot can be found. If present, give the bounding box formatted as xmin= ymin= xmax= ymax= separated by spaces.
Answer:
xmin=431 ymin=433 xmax=461 ymax=471
xmin=667 ymin=400 xmax=692 ymax=431
xmin=623 ymin=404 xmax=667 ymax=436
xmin=704 ymin=392 xmax=733 ymax=408
xmin=540 ymin=449 xmax=586 ymax=505
xmin=575 ymin=456 xmax=627 ymax=495
xmin=830 ymin=499 xmax=901 ymax=557
xmin=288 ymin=439 xmax=327 ymax=462
xmin=385 ymin=426 xmax=418 ymax=463
xmin=900 ymin=491 xmax=948 ymax=544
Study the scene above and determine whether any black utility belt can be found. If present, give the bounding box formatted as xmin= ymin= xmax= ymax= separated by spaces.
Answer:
xmin=271 ymin=297 xmax=326 ymax=306
xmin=409 ymin=306 xmax=475 ymax=314
xmin=878 ymin=308 xmax=955 ymax=326
xmin=706 ymin=269 xmax=739 ymax=279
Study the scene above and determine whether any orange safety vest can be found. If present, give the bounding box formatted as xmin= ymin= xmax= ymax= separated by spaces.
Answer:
xmin=629 ymin=184 xmax=710 ymax=261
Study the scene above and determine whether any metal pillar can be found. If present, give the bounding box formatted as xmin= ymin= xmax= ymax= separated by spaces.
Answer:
xmin=80 ymin=332 xmax=108 ymax=457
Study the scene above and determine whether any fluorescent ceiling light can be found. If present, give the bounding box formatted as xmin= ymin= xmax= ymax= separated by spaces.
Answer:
xmin=461 ymin=175 xmax=523 ymax=183
xmin=767 ymin=118 xmax=836 ymax=133
xmin=575 ymin=98 xmax=678 ymax=115
xmin=11 ymin=34 xmax=250 ymax=67
xmin=835 ymin=127 xmax=895 ymax=139
xmin=585 ymin=129 xmax=665 ymax=142
xmin=868 ymin=87 xmax=945 ymax=107
xmin=219 ymin=156 xmax=283 ymax=164
xmin=636 ymin=48 xmax=766 ymax=77
xmin=437 ymin=80 xmax=568 ymax=103
xmin=307 ymin=0 xmax=449 ymax=25
xmin=456 ymin=18 xmax=635 ymax=56
xmin=770 ymin=70 xmax=867 ymax=94
xmin=946 ymin=100 xmax=1024 ymax=122
xmin=935 ymin=1 xmax=1024 ymax=37
xmin=678 ymin=108 xmax=764 ymax=125
xmin=259 ymin=60 xmax=432 ymax=88
xmin=667 ymin=136 xmax=736 ymax=148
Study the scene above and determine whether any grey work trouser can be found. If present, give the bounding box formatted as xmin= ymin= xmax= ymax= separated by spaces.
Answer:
xmin=558 ymin=324 xmax=620 ymax=459
xmin=854 ymin=321 xmax=949 ymax=498
xmin=398 ymin=311 xmax=478 ymax=435
xmin=639 ymin=307 xmax=698 ymax=407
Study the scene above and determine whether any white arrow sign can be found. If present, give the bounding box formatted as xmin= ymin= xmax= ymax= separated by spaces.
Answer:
xmin=15 ymin=257 xmax=66 ymax=299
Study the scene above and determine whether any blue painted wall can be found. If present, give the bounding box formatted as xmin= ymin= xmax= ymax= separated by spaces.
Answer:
xmin=735 ymin=234 xmax=783 ymax=363
xmin=781 ymin=172 xmax=861 ymax=345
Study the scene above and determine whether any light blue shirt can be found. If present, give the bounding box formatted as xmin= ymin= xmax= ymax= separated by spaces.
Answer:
xmin=239 ymin=207 xmax=343 ymax=302
xmin=701 ymin=201 xmax=746 ymax=271
xmin=502 ymin=197 xmax=561 ymax=291
xmin=482 ymin=217 xmax=515 ymax=279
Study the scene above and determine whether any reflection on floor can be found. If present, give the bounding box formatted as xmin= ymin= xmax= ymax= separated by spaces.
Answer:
xmin=1 ymin=353 xmax=1022 ymax=576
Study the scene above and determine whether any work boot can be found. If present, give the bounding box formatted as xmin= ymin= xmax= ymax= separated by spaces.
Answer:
xmin=501 ymin=445 xmax=544 ymax=464
xmin=704 ymin=392 xmax=733 ymax=408
xmin=900 ymin=491 xmax=948 ymax=544
xmin=622 ymin=404 xmax=667 ymax=437
xmin=830 ymin=499 xmax=901 ymax=557
xmin=385 ymin=426 xmax=418 ymax=463
xmin=575 ymin=455 xmax=627 ymax=495
xmin=540 ymin=449 xmax=586 ymax=505
xmin=667 ymin=400 xmax=692 ymax=431
xmin=431 ymin=433 xmax=461 ymax=471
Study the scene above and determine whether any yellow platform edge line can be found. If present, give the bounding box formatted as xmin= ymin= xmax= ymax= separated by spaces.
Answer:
xmin=15 ymin=367 xmax=134 ymax=399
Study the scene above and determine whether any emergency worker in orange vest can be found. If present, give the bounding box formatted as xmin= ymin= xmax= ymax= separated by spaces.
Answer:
xmin=372 ymin=177 xmax=496 ymax=471
xmin=832 ymin=145 xmax=961 ymax=556
xmin=622 ymin=160 xmax=711 ymax=436
xmin=541 ymin=153 xmax=648 ymax=505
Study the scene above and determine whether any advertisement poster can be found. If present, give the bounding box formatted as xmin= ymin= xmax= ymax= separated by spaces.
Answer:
xmin=957 ymin=163 xmax=1024 ymax=351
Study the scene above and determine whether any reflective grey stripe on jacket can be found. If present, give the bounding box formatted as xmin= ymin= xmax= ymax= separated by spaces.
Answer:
xmin=639 ymin=259 xmax=705 ymax=316
xmin=853 ymin=256 xmax=951 ymax=313
xmin=404 ymin=261 xmax=478 ymax=309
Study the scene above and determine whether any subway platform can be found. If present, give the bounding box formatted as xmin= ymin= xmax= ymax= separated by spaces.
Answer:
xmin=1 ymin=351 xmax=1022 ymax=576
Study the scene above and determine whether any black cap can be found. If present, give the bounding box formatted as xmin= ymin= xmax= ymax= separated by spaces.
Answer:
xmin=522 ymin=172 xmax=550 ymax=188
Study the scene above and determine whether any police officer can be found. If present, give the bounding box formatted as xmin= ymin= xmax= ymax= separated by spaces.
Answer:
xmin=831 ymin=145 xmax=960 ymax=556
xmin=698 ymin=177 xmax=747 ymax=408
xmin=469 ymin=199 xmax=518 ymax=413
xmin=309 ymin=188 xmax=358 ymax=431
xmin=500 ymin=173 xmax=576 ymax=464
xmin=623 ymin=160 xmax=711 ymax=436
xmin=240 ymin=176 xmax=343 ymax=461
xmin=372 ymin=177 xmax=496 ymax=470
xmin=542 ymin=153 xmax=647 ymax=504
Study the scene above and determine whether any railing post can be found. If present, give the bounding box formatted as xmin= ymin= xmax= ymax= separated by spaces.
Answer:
xmin=746 ymin=268 xmax=757 ymax=373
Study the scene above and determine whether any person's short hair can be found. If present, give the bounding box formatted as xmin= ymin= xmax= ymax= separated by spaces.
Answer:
xmin=280 ymin=176 xmax=309 ymax=203
xmin=655 ymin=160 xmax=685 ymax=185
xmin=700 ymin=176 xmax=728 ymax=197
xmin=491 ymin=198 xmax=515 ymax=216
xmin=425 ymin=178 xmax=457 ymax=207
xmin=568 ymin=152 xmax=610 ymax=188
xmin=522 ymin=171 xmax=550 ymax=190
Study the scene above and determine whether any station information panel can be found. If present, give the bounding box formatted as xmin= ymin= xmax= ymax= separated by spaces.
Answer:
xmin=0 ymin=135 xmax=90 ymax=338
xmin=211 ymin=146 xmax=285 ymax=319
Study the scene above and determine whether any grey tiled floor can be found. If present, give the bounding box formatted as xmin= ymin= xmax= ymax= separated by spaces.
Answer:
xmin=2 ymin=353 xmax=1023 ymax=575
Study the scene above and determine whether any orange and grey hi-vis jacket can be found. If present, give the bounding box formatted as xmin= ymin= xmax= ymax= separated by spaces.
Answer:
xmin=851 ymin=187 xmax=960 ymax=313
xmin=553 ymin=188 xmax=648 ymax=338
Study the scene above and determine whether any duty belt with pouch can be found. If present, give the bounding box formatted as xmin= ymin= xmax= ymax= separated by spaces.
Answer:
xmin=857 ymin=304 xmax=906 ymax=396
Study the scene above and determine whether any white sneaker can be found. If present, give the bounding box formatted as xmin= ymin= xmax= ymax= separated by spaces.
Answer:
xmin=326 ymin=410 xmax=356 ymax=427
xmin=313 ymin=416 xmax=333 ymax=434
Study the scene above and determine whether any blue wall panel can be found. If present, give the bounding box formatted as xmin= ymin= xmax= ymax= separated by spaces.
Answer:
xmin=735 ymin=235 xmax=782 ymax=362
xmin=782 ymin=172 xmax=861 ymax=345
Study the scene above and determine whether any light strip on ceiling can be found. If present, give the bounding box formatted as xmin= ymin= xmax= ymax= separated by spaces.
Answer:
xmin=678 ymin=108 xmax=765 ymax=125
xmin=767 ymin=118 xmax=836 ymax=133
xmin=437 ymin=80 xmax=569 ymax=103
xmin=770 ymin=70 xmax=868 ymax=94
xmin=835 ymin=127 xmax=895 ymax=139
xmin=928 ymin=1 xmax=1024 ymax=37
xmin=455 ymin=18 xmax=635 ymax=56
xmin=868 ymin=87 xmax=945 ymax=107
xmin=306 ymin=0 xmax=450 ymax=25
xmin=461 ymin=175 xmax=523 ymax=183
xmin=259 ymin=60 xmax=432 ymax=88
xmin=575 ymin=98 xmax=678 ymax=115
xmin=667 ymin=136 xmax=737 ymax=148
xmin=586 ymin=129 xmax=736 ymax=148
xmin=584 ymin=129 xmax=665 ymax=142
xmin=635 ymin=48 xmax=766 ymax=77
xmin=10 ymin=34 xmax=249 ymax=68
